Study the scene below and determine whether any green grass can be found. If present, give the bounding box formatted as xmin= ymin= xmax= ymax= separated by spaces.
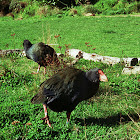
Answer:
xmin=0 ymin=16 xmax=140 ymax=139
xmin=0 ymin=16 xmax=140 ymax=57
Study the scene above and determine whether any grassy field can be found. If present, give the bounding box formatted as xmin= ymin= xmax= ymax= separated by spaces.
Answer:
xmin=0 ymin=15 xmax=140 ymax=57
xmin=0 ymin=16 xmax=140 ymax=139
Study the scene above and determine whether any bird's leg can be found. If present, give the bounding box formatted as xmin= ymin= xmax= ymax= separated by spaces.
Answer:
xmin=31 ymin=65 xmax=40 ymax=74
xmin=41 ymin=104 xmax=52 ymax=128
xmin=66 ymin=112 xmax=71 ymax=124
xmin=37 ymin=65 xmax=41 ymax=73
xmin=43 ymin=67 xmax=46 ymax=75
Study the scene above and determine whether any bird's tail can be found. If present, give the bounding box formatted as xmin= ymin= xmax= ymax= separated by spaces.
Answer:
xmin=53 ymin=52 xmax=60 ymax=66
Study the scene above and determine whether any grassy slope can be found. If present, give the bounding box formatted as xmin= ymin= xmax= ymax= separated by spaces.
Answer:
xmin=0 ymin=16 xmax=140 ymax=57
xmin=0 ymin=16 xmax=140 ymax=139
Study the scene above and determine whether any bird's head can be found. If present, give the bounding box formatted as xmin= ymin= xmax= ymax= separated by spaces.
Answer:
xmin=85 ymin=68 xmax=108 ymax=83
xmin=23 ymin=40 xmax=32 ymax=50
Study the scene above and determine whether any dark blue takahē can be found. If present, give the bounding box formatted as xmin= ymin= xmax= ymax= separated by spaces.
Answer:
xmin=31 ymin=67 xmax=108 ymax=127
xmin=23 ymin=40 xmax=60 ymax=74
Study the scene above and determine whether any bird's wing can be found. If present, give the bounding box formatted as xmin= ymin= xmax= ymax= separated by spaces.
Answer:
xmin=44 ymin=68 xmax=84 ymax=104
xmin=34 ymin=43 xmax=56 ymax=64
xmin=31 ymin=67 xmax=83 ymax=104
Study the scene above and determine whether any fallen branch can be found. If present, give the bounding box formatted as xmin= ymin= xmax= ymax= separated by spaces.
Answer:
xmin=65 ymin=49 xmax=140 ymax=74
xmin=1 ymin=49 xmax=140 ymax=74
xmin=65 ymin=49 xmax=140 ymax=66
xmin=0 ymin=49 xmax=24 ymax=56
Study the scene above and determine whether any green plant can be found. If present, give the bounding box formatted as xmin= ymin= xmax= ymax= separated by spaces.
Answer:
xmin=9 ymin=0 xmax=27 ymax=13
xmin=21 ymin=1 xmax=39 ymax=17
xmin=84 ymin=4 xmax=98 ymax=14
xmin=92 ymin=0 xmax=140 ymax=15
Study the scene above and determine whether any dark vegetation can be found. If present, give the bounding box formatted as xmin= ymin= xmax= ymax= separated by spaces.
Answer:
xmin=0 ymin=0 xmax=140 ymax=18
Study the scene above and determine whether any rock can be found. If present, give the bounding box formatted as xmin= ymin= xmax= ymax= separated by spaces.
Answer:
xmin=84 ymin=13 xmax=95 ymax=16
xmin=122 ymin=66 xmax=140 ymax=75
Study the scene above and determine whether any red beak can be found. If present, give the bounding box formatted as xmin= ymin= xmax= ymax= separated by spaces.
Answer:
xmin=98 ymin=69 xmax=108 ymax=82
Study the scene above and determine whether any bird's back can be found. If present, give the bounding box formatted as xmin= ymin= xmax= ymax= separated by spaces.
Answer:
xmin=31 ymin=67 xmax=100 ymax=112
xmin=26 ymin=42 xmax=57 ymax=66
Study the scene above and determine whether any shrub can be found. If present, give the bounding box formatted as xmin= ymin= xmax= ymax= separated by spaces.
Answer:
xmin=84 ymin=4 xmax=99 ymax=14
xmin=93 ymin=0 xmax=118 ymax=14
xmin=93 ymin=0 xmax=140 ymax=15
xmin=2 ymin=0 xmax=140 ymax=18
xmin=36 ymin=5 xmax=50 ymax=16
xmin=0 ymin=0 xmax=12 ymax=15
xmin=9 ymin=0 xmax=27 ymax=13
xmin=21 ymin=1 xmax=39 ymax=17
xmin=125 ymin=1 xmax=140 ymax=13
xmin=21 ymin=1 xmax=63 ymax=18
xmin=66 ymin=8 xmax=80 ymax=16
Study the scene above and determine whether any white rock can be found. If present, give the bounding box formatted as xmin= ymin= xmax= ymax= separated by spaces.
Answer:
xmin=122 ymin=66 xmax=140 ymax=75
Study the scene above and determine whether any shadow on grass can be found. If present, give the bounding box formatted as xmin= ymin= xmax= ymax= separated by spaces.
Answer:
xmin=74 ymin=113 xmax=139 ymax=126
xmin=47 ymin=130 xmax=59 ymax=138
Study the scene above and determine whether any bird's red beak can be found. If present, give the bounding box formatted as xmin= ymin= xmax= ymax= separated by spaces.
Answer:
xmin=98 ymin=69 xmax=108 ymax=82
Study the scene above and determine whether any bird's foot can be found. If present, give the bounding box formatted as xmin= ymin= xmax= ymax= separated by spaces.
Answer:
xmin=41 ymin=117 xmax=52 ymax=128
xmin=66 ymin=121 xmax=69 ymax=125
xmin=66 ymin=112 xmax=71 ymax=125
xmin=43 ymin=67 xmax=46 ymax=75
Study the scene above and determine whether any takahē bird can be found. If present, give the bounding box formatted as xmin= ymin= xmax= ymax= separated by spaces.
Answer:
xmin=23 ymin=40 xmax=60 ymax=74
xmin=31 ymin=67 xmax=108 ymax=127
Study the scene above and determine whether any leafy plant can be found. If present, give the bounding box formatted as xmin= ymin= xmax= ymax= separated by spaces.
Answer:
xmin=21 ymin=1 xmax=39 ymax=17
xmin=93 ymin=0 xmax=140 ymax=15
